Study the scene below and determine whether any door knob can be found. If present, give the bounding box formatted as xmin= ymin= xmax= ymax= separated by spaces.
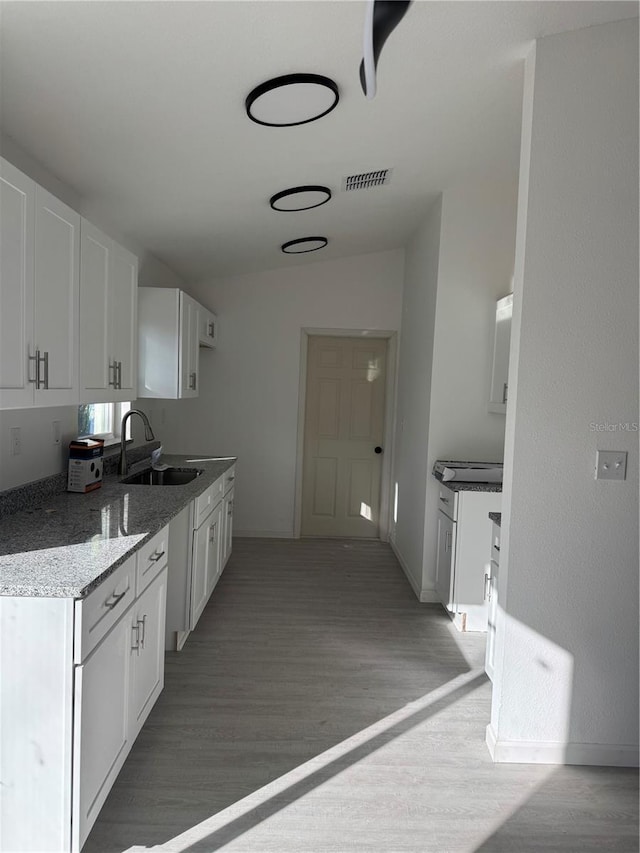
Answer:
xmin=374 ymin=446 xmax=383 ymax=454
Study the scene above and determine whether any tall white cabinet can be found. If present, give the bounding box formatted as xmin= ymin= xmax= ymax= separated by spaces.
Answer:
xmin=0 ymin=158 xmax=80 ymax=409
xmin=79 ymin=220 xmax=138 ymax=403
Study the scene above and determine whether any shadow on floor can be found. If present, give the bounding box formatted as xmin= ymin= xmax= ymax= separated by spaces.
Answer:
xmin=475 ymin=764 xmax=640 ymax=853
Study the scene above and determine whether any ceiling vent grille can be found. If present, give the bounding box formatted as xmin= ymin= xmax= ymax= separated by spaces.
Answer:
xmin=342 ymin=169 xmax=392 ymax=191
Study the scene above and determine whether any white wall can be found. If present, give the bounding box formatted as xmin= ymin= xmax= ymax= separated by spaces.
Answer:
xmin=490 ymin=20 xmax=639 ymax=766
xmin=421 ymin=181 xmax=517 ymax=593
xmin=0 ymin=140 xmax=186 ymax=491
xmin=151 ymin=249 xmax=404 ymax=536
xmin=390 ymin=198 xmax=442 ymax=594
xmin=390 ymin=181 xmax=517 ymax=598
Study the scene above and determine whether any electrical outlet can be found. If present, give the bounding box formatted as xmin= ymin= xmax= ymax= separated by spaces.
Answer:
xmin=10 ymin=427 xmax=21 ymax=456
xmin=595 ymin=450 xmax=627 ymax=481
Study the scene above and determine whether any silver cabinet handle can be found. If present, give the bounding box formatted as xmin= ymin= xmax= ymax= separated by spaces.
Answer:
xmin=117 ymin=360 xmax=123 ymax=389
xmin=484 ymin=572 xmax=492 ymax=601
xmin=131 ymin=623 xmax=141 ymax=653
xmin=28 ymin=350 xmax=48 ymax=389
xmin=444 ymin=530 xmax=451 ymax=553
xmin=28 ymin=349 xmax=41 ymax=388
xmin=208 ymin=321 xmax=215 ymax=337
xmin=105 ymin=588 xmax=128 ymax=610
xmin=502 ymin=382 xmax=508 ymax=404
xmin=137 ymin=615 xmax=147 ymax=649
xmin=149 ymin=549 xmax=166 ymax=563
xmin=42 ymin=351 xmax=49 ymax=389
xmin=227 ymin=476 xmax=235 ymax=482
xmin=109 ymin=359 xmax=118 ymax=387
xmin=439 ymin=496 xmax=449 ymax=504
xmin=189 ymin=372 xmax=197 ymax=390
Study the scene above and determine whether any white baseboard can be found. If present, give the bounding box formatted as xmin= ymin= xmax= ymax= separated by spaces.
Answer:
xmin=234 ymin=529 xmax=293 ymax=539
xmin=486 ymin=724 xmax=639 ymax=767
xmin=389 ymin=539 xmax=439 ymax=603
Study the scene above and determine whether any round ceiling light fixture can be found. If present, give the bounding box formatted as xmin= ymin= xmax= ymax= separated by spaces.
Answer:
xmin=246 ymin=74 xmax=339 ymax=127
xmin=281 ymin=236 xmax=328 ymax=254
xmin=270 ymin=185 xmax=332 ymax=212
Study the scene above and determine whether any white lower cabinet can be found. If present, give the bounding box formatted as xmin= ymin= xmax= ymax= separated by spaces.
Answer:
xmin=485 ymin=522 xmax=501 ymax=681
xmin=191 ymin=499 xmax=223 ymax=629
xmin=72 ymin=607 xmax=133 ymax=852
xmin=0 ymin=528 xmax=169 ymax=853
xmin=222 ymin=486 xmax=234 ymax=567
xmin=435 ymin=483 xmax=501 ymax=632
xmin=129 ymin=569 xmax=167 ymax=740
xmin=165 ymin=465 xmax=236 ymax=651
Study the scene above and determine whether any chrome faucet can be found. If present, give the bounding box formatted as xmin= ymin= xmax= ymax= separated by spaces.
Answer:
xmin=118 ymin=409 xmax=156 ymax=475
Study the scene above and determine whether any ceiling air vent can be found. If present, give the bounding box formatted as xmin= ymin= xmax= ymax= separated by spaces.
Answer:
xmin=342 ymin=169 xmax=392 ymax=192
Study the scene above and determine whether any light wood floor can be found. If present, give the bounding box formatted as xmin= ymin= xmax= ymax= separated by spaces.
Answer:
xmin=85 ymin=539 xmax=639 ymax=853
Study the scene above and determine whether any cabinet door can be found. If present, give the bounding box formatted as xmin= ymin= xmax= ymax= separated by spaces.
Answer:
xmin=190 ymin=503 xmax=221 ymax=629
xmin=109 ymin=243 xmax=138 ymax=400
xmin=485 ymin=558 xmax=499 ymax=681
xmin=435 ymin=511 xmax=456 ymax=613
xmin=199 ymin=308 xmax=217 ymax=347
xmin=206 ymin=501 xmax=223 ymax=597
xmin=80 ymin=220 xmax=111 ymax=398
xmin=222 ymin=488 xmax=234 ymax=569
xmin=129 ymin=568 xmax=167 ymax=740
xmin=179 ymin=292 xmax=199 ymax=398
xmin=72 ymin=613 xmax=132 ymax=852
xmin=0 ymin=158 xmax=35 ymax=408
xmin=34 ymin=187 xmax=80 ymax=406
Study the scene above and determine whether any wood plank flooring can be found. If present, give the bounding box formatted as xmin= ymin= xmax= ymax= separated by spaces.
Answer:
xmin=84 ymin=538 xmax=639 ymax=853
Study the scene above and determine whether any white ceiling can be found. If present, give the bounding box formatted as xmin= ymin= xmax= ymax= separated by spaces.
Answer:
xmin=0 ymin=1 xmax=636 ymax=282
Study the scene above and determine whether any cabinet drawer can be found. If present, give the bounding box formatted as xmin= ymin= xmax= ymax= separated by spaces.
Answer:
xmin=136 ymin=525 xmax=169 ymax=596
xmin=437 ymin=484 xmax=458 ymax=520
xmin=74 ymin=556 xmax=135 ymax=663
xmin=223 ymin=465 xmax=236 ymax=495
xmin=195 ymin=478 xmax=223 ymax=527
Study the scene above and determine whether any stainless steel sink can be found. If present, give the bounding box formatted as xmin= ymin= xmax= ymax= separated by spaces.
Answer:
xmin=122 ymin=467 xmax=203 ymax=486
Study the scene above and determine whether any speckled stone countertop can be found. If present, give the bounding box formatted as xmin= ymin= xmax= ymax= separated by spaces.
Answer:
xmin=0 ymin=454 xmax=236 ymax=599
xmin=433 ymin=472 xmax=502 ymax=493
xmin=489 ymin=512 xmax=502 ymax=527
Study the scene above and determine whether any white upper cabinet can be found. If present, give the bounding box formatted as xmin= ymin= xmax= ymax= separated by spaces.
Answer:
xmin=79 ymin=220 xmax=138 ymax=403
xmin=179 ymin=292 xmax=200 ymax=398
xmin=199 ymin=306 xmax=218 ymax=348
xmin=488 ymin=293 xmax=513 ymax=414
xmin=0 ymin=158 xmax=80 ymax=409
xmin=138 ymin=287 xmax=210 ymax=399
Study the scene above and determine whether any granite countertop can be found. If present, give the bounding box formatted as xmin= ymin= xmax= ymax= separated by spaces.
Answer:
xmin=433 ymin=471 xmax=502 ymax=493
xmin=0 ymin=454 xmax=236 ymax=599
xmin=489 ymin=512 xmax=502 ymax=527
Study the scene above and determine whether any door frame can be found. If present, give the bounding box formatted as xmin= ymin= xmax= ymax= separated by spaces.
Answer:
xmin=293 ymin=327 xmax=398 ymax=541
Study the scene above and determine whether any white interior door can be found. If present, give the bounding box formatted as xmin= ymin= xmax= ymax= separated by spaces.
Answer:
xmin=301 ymin=336 xmax=387 ymax=538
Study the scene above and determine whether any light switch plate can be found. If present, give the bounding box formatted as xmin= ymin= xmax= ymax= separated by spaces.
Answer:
xmin=595 ymin=450 xmax=627 ymax=481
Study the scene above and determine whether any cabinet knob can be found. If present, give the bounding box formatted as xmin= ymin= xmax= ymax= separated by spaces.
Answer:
xmin=374 ymin=446 xmax=383 ymax=454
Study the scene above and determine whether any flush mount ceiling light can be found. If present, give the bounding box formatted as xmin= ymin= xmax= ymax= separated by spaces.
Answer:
xmin=281 ymin=237 xmax=328 ymax=254
xmin=270 ymin=185 xmax=332 ymax=212
xmin=246 ymin=74 xmax=339 ymax=127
